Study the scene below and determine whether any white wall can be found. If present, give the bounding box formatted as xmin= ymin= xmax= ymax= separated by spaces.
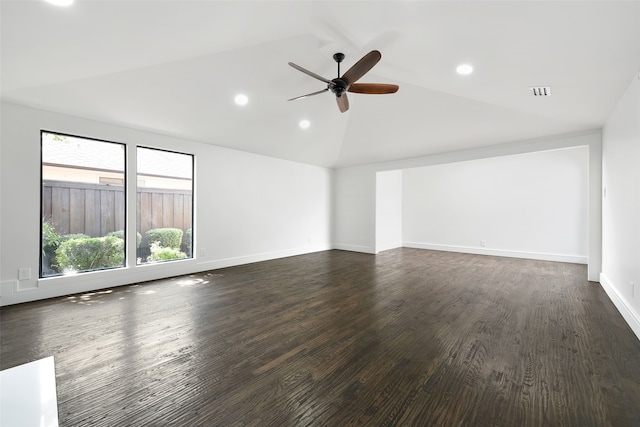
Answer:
xmin=333 ymin=166 xmax=376 ymax=253
xmin=601 ymin=76 xmax=640 ymax=339
xmin=0 ymin=102 xmax=333 ymax=305
xmin=334 ymin=131 xmax=602 ymax=280
xmin=403 ymin=147 xmax=589 ymax=263
xmin=375 ymin=170 xmax=403 ymax=253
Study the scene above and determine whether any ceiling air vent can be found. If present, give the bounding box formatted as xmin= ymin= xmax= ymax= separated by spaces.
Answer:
xmin=529 ymin=86 xmax=551 ymax=96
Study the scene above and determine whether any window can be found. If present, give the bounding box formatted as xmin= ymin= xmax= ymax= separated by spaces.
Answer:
xmin=41 ymin=131 xmax=126 ymax=277
xmin=136 ymin=147 xmax=194 ymax=264
xmin=40 ymin=133 xmax=194 ymax=277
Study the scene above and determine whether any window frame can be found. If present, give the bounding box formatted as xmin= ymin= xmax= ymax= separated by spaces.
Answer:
xmin=135 ymin=145 xmax=195 ymax=265
xmin=40 ymin=130 xmax=128 ymax=278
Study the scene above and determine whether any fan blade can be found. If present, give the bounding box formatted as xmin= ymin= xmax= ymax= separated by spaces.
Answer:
xmin=287 ymin=88 xmax=329 ymax=101
xmin=348 ymin=83 xmax=399 ymax=94
xmin=288 ymin=62 xmax=333 ymax=85
xmin=341 ymin=50 xmax=382 ymax=86
xmin=336 ymin=93 xmax=349 ymax=113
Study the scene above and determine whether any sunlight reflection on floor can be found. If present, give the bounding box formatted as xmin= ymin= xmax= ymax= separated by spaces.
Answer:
xmin=60 ymin=271 xmax=226 ymax=304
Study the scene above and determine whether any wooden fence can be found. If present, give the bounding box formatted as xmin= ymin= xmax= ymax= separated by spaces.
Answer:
xmin=42 ymin=181 xmax=192 ymax=242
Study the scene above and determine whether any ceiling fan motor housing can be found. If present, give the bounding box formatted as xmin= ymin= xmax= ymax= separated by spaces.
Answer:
xmin=330 ymin=78 xmax=348 ymax=97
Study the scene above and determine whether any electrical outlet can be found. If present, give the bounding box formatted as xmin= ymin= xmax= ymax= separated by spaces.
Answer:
xmin=18 ymin=268 xmax=30 ymax=281
xmin=199 ymin=247 xmax=207 ymax=257
xmin=480 ymin=240 xmax=486 ymax=247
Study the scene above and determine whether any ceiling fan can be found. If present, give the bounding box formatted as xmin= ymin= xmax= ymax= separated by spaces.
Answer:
xmin=287 ymin=50 xmax=399 ymax=113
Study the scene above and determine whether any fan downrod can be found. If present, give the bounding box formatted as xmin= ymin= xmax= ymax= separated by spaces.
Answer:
xmin=331 ymin=53 xmax=347 ymax=96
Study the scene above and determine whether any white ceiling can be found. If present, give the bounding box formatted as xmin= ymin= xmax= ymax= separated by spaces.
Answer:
xmin=2 ymin=1 xmax=640 ymax=168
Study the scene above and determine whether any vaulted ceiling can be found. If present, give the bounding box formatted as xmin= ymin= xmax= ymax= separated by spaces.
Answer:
xmin=2 ymin=1 xmax=640 ymax=168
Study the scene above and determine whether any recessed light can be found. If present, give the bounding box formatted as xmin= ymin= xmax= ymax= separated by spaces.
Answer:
xmin=299 ymin=119 xmax=310 ymax=129
xmin=234 ymin=94 xmax=249 ymax=106
xmin=44 ymin=0 xmax=74 ymax=6
xmin=456 ymin=64 xmax=474 ymax=75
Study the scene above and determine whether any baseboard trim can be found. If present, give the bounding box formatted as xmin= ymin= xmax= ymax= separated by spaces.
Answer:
xmin=600 ymin=273 xmax=640 ymax=342
xmin=376 ymin=242 xmax=403 ymax=253
xmin=194 ymin=244 xmax=333 ymax=271
xmin=332 ymin=243 xmax=376 ymax=254
xmin=403 ymin=242 xmax=588 ymax=264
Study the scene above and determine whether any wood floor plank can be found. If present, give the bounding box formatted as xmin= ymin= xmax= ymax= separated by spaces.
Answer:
xmin=2 ymin=249 xmax=640 ymax=426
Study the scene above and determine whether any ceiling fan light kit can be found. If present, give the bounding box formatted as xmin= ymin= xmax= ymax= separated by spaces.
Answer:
xmin=288 ymin=50 xmax=399 ymax=113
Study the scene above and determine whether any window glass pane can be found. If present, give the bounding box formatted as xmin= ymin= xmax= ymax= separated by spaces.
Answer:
xmin=136 ymin=147 xmax=193 ymax=265
xmin=41 ymin=132 xmax=126 ymax=277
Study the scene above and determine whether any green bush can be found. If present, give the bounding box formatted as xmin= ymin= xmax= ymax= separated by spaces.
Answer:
xmin=183 ymin=228 xmax=192 ymax=253
xmin=108 ymin=230 xmax=142 ymax=247
xmin=60 ymin=233 xmax=90 ymax=243
xmin=42 ymin=222 xmax=61 ymax=273
xmin=55 ymin=235 xmax=124 ymax=272
xmin=107 ymin=230 xmax=124 ymax=240
xmin=42 ymin=221 xmax=60 ymax=254
xmin=145 ymin=228 xmax=183 ymax=249
xmin=146 ymin=242 xmax=187 ymax=262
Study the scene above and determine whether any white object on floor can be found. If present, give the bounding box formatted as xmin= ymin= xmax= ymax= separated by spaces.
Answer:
xmin=0 ymin=356 xmax=59 ymax=427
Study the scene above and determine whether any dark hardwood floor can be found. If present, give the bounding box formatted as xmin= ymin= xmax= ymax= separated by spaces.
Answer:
xmin=2 ymin=248 xmax=640 ymax=426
